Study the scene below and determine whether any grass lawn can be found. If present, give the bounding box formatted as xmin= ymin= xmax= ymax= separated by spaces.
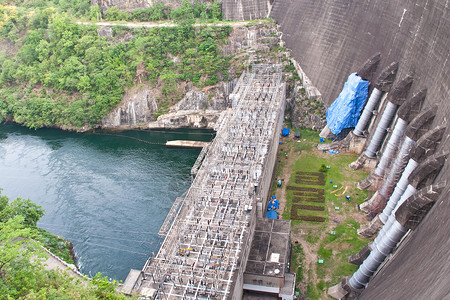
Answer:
xmin=274 ymin=127 xmax=371 ymax=299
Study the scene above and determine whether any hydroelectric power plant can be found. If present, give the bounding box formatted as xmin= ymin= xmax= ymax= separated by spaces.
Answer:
xmin=123 ymin=65 xmax=291 ymax=298
xmin=119 ymin=0 xmax=448 ymax=299
xmin=1 ymin=0 xmax=448 ymax=299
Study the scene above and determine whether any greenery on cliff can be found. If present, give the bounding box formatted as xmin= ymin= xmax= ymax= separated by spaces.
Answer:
xmin=101 ymin=0 xmax=223 ymax=23
xmin=0 ymin=2 xmax=230 ymax=129
xmin=0 ymin=190 xmax=127 ymax=299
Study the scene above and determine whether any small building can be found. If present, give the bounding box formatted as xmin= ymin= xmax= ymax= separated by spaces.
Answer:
xmin=294 ymin=130 xmax=301 ymax=139
xmin=243 ymin=218 xmax=296 ymax=299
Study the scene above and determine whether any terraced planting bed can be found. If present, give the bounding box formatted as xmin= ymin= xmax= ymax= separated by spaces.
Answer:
xmin=271 ymin=127 xmax=371 ymax=299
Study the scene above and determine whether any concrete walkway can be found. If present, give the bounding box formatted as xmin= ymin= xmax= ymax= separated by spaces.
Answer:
xmin=41 ymin=247 xmax=85 ymax=279
xmin=77 ymin=20 xmax=269 ymax=28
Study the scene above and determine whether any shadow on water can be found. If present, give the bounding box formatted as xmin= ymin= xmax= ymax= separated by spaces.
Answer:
xmin=0 ymin=123 xmax=215 ymax=280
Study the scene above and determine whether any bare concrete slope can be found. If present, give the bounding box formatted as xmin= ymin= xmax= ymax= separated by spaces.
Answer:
xmin=222 ymin=0 xmax=270 ymax=21
xmin=270 ymin=1 xmax=449 ymax=116
xmin=265 ymin=1 xmax=450 ymax=298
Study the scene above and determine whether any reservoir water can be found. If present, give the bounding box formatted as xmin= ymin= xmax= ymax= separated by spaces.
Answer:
xmin=0 ymin=123 xmax=214 ymax=281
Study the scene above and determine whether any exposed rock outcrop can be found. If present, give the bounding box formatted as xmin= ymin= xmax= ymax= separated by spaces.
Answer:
xmin=101 ymin=22 xmax=284 ymax=130
xmin=101 ymin=85 xmax=159 ymax=129
xmin=91 ymin=0 xmax=177 ymax=13
xmin=290 ymin=86 xmax=326 ymax=129
xmin=149 ymin=109 xmax=223 ymax=129
xmin=101 ymin=83 xmax=231 ymax=130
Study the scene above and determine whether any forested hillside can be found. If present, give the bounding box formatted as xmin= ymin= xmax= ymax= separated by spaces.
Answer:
xmin=0 ymin=1 xmax=230 ymax=129
xmin=0 ymin=190 xmax=132 ymax=298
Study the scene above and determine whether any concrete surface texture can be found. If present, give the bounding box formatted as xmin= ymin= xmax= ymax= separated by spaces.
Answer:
xmin=270 ymin=1 xmax=449 ymax=119
xmin=222 ymin=0 xmax=271 ymax=21
xmin=265 ymin=1 xmax=450 ymax=298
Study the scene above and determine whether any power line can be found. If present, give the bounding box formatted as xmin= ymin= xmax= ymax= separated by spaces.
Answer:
xmin=38 ymin=223 xmax=162 ymax=235
xmin=0 ymin=170 xmax=194 ymax=178
xmin=67 ymin=236 xmax=152 ymax=256
xmin=92 ymin=132 xmax=214 ymax=145
xmin=39 ymin=226 xmax=163 ymax=246
xmin=91 ymin=133 xmax=166 ymax=145
xmin=116 ymin=128 xmax=215 ymax=136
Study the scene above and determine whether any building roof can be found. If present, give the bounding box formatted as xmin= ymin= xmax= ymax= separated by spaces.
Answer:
xmin=245 ymin=218 xmax=291 ymax=277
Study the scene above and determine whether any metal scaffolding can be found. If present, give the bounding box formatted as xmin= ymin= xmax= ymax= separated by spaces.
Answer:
xmin=138 ymin=65 xmax=285 ymax=299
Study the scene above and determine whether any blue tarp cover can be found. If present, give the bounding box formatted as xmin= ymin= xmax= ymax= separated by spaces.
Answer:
xmin=268 ymin=199 xmax=280 ymax=210
xmin=282 ymin=128 xmax=290 ymax=136
xmin=266 ymin=210 xmax=278 ymax=219
xmin=326 ymin=73 xmax=369 ymax=135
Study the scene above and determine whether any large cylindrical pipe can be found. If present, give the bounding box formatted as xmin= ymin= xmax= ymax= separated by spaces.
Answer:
xmin=378 ymin=136 xmax=415 ymax=198
xmin=375 ymin=184 xmax=417 ymax=246
xmin=353 ymin=88 xmax=383 ymax=136
xmin=349 ymin=220 xmax=408 ymax=289
xmin=374 ymin=118 xmax=408 ymax=176
xmin=379 ymin=159 xmax=418 ymax=224
xmin=365 ymin=101 xmax=398 ymax=158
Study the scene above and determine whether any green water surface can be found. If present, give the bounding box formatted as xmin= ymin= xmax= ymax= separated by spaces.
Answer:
xmin=0 ymin=123 xmax=214 ymax=281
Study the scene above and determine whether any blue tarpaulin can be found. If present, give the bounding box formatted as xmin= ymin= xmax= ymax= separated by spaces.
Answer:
xmin=282 ymin=128 xmax=290 ymax=136
xmin=326 ymin=73 xmax=369 ymax=135
xmin=266 ymin=210 xmax=278 ymax=219
xmin=268 ymin=199 xmax=280 ymax=210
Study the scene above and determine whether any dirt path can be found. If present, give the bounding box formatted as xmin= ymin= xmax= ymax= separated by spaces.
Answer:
xmin=276 ymin=139 xmax=343 ymax=297
xmin=297 ymin=236 xmax=315 ymax=291
xmin=77 ymin=20 xmax=269 ymax=28
xmin=276 ymin=139 xmax=321 ymax=295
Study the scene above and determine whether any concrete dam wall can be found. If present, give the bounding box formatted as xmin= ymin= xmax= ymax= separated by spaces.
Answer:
xmin=95 ymin=0 xmax=448 ymax=297
xmin=265 ymin=1 xmax=449 ymax=298
xmin=270 ymin=0 xmax=449 ymax=111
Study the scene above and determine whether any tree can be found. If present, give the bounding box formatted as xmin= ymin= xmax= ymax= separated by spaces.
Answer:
xmin=0 ymin=59 xmax=17 ymax=84
xmin=92 ymin=272 xmax=124 ymax=299
xmin=161 ymin=69 xmax=178 ymax=97
xmin=0 ymin=216 xmax=44 ymax=281
xmin=10 ymin=198 xmax=45 ymax=227
xmin=89 ymin=5 xmax=102 ymax=21
xmin=105 ymin=6 xmax=128 ymax=21
xmin=209 ymin=2 xmax=222 ymax=20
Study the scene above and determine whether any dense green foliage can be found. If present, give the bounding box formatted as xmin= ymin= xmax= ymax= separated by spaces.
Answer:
xmin=0 ymin=190 xmax=128 ymax=299
xmin=0 ymin=0 xmax=91 ymax=16
xmin=101 ymin=0 xmax=222 ymax=23
xmin=35 ymin=227 xmax=75 ymax=264
xmin=0 ymin=2 xmax=230 ymax=129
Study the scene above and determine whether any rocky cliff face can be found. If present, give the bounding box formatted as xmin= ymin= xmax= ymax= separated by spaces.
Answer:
xmin=91 ymin=0 xmax=174 ymax=12
xmin=221 ymin=0 xmax=271 ymax=21
xmin=289 ymin=86 xmax=326 ymax=130
xmin=101 ymin=85 xmax=159 ymax=128
xmin=101 ymin=22 xmax=282 ymax=130
xmin=101 ymin=79 xmax=236 ymax=130
xmin=91 ymin=0 xmax=272 ymax=19
xmin=147 ymin=82 xmax=234 ymax=129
